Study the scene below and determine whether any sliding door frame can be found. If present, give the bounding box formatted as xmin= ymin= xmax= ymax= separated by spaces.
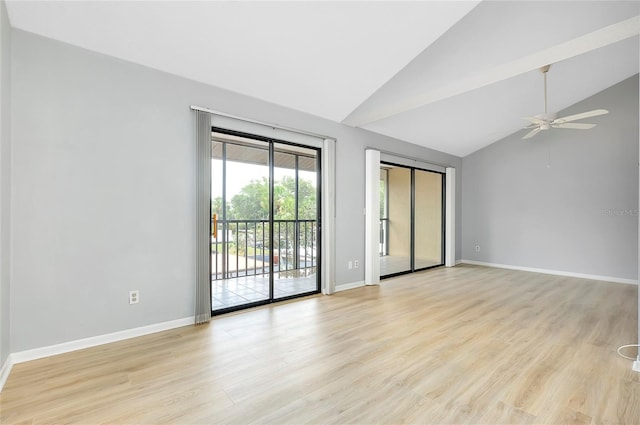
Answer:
xmin=380 ymin=160 xmax=445 ymax=279
xmin=211 ymin=127 xmax=322 ymax=315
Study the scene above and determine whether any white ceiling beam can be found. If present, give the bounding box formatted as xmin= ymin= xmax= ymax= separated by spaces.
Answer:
xmin=345 ymin=15 xmax=640 ymax=128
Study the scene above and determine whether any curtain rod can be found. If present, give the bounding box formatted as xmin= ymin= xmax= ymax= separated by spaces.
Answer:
xmin=190 ymin=105 xmax=334 ymax=141
xmin=366 ymin=147 xmax=455 ymax=169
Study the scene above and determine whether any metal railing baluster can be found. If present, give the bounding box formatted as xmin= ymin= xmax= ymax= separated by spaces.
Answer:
xmin=210 ymin=219 xmax=317 ymax=280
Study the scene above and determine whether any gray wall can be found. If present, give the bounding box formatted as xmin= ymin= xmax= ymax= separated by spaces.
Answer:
xmin=462 ymin=75 xmax=639 ymax=280
xmin=0 ymin=0 xmax=11 ymax=368
xmin=10 ymin=30 xmax=462 ymax=352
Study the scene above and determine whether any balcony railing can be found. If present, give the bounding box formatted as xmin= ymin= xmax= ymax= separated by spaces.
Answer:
xmin=212 ymin=219 xmax=317 ymax=280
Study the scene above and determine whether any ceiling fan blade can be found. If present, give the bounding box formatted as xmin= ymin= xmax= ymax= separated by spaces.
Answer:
xmin=554 ymin=109 xmax=608 ymax=123
xmin=522 ymin=127 xmax=542 ymax=139
xmin=552 ymin=123 xmax=596 ymax=130
xmin=522 ymin=116 xmax=547 ymax=125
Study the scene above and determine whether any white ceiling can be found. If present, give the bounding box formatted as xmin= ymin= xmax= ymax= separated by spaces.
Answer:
xmin=5 ymin=1 xmax=640 ymax=157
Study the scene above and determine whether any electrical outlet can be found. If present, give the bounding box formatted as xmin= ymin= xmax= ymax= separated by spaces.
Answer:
xmin=354 ymin=260 xmax=359 ymax=269
xmin=475 ymin=244 xmax=480 ymax=253
xmin=348 ymin=261 xmax=353 ymax=270
xmin=129 ymin=290 xmax=139 ymax=305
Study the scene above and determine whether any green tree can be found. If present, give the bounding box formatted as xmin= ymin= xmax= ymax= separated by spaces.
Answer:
xmin=229 ymin=178 xmax=270 ymax=220
xmin=211 ymin=196 xmax=224 ymax=217
xmin=229 ymin=176 xmax=316 ymax=220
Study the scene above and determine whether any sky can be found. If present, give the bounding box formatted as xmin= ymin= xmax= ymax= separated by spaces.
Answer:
xmin=211 ymin=159 xmax=316 ymax=201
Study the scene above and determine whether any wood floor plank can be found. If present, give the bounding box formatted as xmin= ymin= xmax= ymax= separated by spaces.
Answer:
xmin=0 ymin=264 xmax=638 ymax=424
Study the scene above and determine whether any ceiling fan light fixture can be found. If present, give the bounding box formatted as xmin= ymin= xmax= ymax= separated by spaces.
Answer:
xmin=520 ymin=64 xmax=609 ymax=140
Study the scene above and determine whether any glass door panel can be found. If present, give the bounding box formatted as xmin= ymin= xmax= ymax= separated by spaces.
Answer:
xmin=273 ymin=142 xmax=319 ymax=299
xmin=212 ymin=134 xmax=270 ymax=312
xmin=414 ymin=170 xmax=443 ymax=270
xmin=382 ymin=164 xmax=412 ymax=276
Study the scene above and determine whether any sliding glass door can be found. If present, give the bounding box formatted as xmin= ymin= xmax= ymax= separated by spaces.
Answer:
xmin=414 ymin=169 xmax=443 ymax=270
xmin=211 ymin=130 xmax=320 ymax=314
xmin=382 ymin=165 xmax=412 ymax=275
xmin=380 ymin=163 xmax=444 ymax=278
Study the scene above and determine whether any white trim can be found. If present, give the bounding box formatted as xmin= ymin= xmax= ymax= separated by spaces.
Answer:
xmin=322 ymin=138 xmax=336 ymax=295
xmin=445 ymin=167 xmax=456 ymax=267
xmin=11 ymin=317 xmax=194 ymax=365
xmin=455 ymin=259 xmax=463 ymax=265
xmin=0 ymin=354 xmax=13 ymax=392
xmin=335 ymin=281 xmax=365 ymax=292
xmin=460 ymin=260 xmax=638 ymax=285
xmin=365 ymin=149 xmax=381 ymax=286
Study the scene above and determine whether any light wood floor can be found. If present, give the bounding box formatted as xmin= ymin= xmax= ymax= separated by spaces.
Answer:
xmin=1 ymin=265 xmax=638 ymax=424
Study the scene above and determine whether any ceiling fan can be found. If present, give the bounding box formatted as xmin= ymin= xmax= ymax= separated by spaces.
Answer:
xmin=521 ymin=64 xmax=608 ymax=139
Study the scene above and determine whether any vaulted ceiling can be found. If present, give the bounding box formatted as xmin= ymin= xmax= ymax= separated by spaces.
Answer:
xmin=5 ymin=1 xmax=639 ymax=157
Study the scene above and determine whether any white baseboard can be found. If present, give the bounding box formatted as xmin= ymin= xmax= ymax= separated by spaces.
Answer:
xmin=0 ymin=354 xmax=13 ymax=392
xmin=10 ymin=316 xmax=194 ymax=365
xmin=460 ymin=260 xmax=638 ymax=285
xmin=335 ymin=280 xmax=365 ymax=292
